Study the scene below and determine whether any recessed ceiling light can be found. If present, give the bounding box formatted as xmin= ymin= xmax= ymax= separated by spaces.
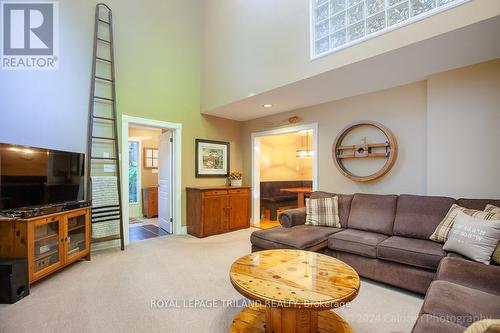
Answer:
xmin=263 ymin=104 xmax=273 ymax=108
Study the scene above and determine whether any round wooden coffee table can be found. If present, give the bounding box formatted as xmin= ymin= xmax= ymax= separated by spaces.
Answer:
xmin=229 ymin=249 xmax=360 ymax=333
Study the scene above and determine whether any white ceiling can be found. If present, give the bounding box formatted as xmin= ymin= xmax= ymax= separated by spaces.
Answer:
xmin=202 ymin=16 xmax=500 ymax=122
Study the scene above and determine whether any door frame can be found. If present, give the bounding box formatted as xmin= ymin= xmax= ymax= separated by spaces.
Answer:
xmin=121 ymin=115 xmax=184 ymax=245
xmin=250 ymin=123 xmax=319 ymax=226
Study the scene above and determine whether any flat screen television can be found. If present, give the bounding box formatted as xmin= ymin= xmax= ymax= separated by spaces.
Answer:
xmin=0 ymin=143 xmax=85 ymax=211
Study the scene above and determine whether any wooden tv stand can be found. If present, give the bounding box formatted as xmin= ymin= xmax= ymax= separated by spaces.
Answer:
xmin=0 ymin=207 xmax=91 ymax=284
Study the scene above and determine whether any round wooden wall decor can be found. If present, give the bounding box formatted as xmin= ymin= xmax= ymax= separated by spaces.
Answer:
xmin=332 ymin=121 xmax=398 ymax=182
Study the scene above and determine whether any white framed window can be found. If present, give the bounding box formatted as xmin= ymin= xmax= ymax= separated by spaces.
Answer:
xmin=128 ymin=140 xmax=141 ymax=204
xmin=310 ymin=0 xmax=469 ymax=59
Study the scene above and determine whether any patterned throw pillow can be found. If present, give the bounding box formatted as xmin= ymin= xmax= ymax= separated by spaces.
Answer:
xmin=485 ymin=204 xmax=500 ymax=214
xmin=430 ymin=204 xmax=500 ymax=243
xmin=305 ymin=196 xmax=340 ymax=228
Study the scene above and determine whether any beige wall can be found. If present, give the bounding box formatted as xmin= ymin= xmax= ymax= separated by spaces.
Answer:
xmin=241 ymin=60 xmax=500 ymax=199
xmin=259 ymin=133 xmax=313 ymax=181
xmin=243 ymin=81 xmax=428 ymax=195
xmin=427 ymin=59 xmax=500 ymax=199
xmin=201 ymin=0 xmax=500 ymax=112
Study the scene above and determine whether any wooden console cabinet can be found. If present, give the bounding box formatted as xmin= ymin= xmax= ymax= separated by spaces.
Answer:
xmin=187 ymin=186 xmax=251 ymax=238
xmin=142 ymin=186 xmax=158 ymax=218
xmin=0 ymin=207 xmax=91 ymax=284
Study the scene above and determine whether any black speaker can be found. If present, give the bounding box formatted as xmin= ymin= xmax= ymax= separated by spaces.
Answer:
xmin=0 ymin=258 xmax=30 ymax=304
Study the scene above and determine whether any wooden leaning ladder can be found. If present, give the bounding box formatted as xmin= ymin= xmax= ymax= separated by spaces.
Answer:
xmin=86 ymin=3 xmax=125 ymax=250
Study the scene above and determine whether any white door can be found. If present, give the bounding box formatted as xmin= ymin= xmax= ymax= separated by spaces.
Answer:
xmin=158 ymin=130 xmax=173 ymax=233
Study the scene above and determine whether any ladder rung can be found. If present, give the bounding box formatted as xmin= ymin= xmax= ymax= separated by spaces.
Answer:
xmin=94 ymin=96 xmax=114 ymax=102
xmin=96 ymin=57 xmax=112 ymax=63
xmin=98 ymin=19 xmax=110 ymax=24
xmin=92 ymin=205 xmax=120 ymax=211
xmin=95 ymin=76 xmax=113 ymax=82
xmin=92 ymin=217 xmax=121 ymax=224
xmin=92 ymin=208 xmax=120 ymax=214
xmin=97 ymin=37 xmax=110 ymax=44
xmin=93 ymin=115 xmax=114 ymax=121
xmin=92 ymin=136 xmax=116 ymax=141
xmin=91 ymin=157 xmax=118 ymax=160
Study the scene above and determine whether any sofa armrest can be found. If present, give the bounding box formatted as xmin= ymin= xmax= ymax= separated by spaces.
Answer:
xmin=279 ymin=207 xmax=306 ymax=228
xmin=436 ymin=256 xmax=500 ymax=296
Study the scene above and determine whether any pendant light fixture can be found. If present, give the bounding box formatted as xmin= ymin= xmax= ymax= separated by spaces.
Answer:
xmin=296 ymin=130 xmax=313 ymax=158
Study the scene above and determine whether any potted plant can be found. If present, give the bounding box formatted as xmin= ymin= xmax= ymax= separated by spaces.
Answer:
xmin=229 ymin=171 xmax=243 ymax=187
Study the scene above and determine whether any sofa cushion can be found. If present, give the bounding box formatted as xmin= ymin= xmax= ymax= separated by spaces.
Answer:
xmin=250 ymin=225 xmax=342 ymax=251
xmin=412 ymin=314 xmax=465 ymax=333
xmin=394 ymin=194 xmax=455 ymax=240
xmin=328 ymin=229 xmax=388 ymax=258
xmin=310 ymin=192 xmax=353 ymax=228
xmin=457 ymin=198 xmax=500 ymax=211
xmin=422 ymin=280 xmax=500 ymax=327
xmin=377 ymin=236 xmax=446 ymax=270
xmin=347 ymin=193 xmax=398 ymax=236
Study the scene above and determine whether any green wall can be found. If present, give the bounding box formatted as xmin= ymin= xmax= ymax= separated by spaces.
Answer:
xmin=104 ymin=0 xmax=243 ymax=227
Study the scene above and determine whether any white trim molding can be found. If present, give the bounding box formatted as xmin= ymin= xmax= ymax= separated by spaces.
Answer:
xmin=121 ymin=115 xmax=184 ymax=246
xmin=250 ymin=123 xmax=319 ymax=226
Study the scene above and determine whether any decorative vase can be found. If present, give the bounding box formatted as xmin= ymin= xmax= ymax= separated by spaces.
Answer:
xmin=230 ymin=179 xmax=242 ymax=187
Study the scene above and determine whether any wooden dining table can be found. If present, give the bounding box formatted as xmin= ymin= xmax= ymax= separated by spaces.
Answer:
xmin=280 ymin=187 xmax=313 ymax=208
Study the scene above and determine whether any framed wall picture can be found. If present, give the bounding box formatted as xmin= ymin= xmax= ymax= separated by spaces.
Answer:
xmin=195 ymin=139 xmax=230 ymax=178
xmin=144 ymin=147 xmax=158 ymax=169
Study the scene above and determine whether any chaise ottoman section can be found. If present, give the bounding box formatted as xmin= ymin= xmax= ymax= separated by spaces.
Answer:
xmin=436 ymin=256 xmax=500 ymax=296
xmin=421 ymin=280 xmax=500 ymax=328
xmin=251 ymin=225 xmax=342 ymax=252
xmin=412 ymin=314 xmax=464 ymax=333
xmin=377 ymin=236 xmax=446 ymax=270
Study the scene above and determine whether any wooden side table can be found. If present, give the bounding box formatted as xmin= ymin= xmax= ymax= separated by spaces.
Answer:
xmin=229 ymin=249 xmax=360 ymax=333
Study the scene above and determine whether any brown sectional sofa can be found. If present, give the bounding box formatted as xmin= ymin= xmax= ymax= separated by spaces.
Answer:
xmin=250 ymin=191 xmax=500 ymax=332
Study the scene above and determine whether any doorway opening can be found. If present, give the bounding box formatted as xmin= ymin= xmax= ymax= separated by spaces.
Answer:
xmin=121 ymin=116 xmax=183 ymax=245
xmin=251 ymin=124 xmax=318 ymax=229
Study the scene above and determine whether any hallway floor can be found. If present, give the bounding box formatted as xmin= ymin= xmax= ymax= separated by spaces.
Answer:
xmin=129 ymin=217 xmax=169 ymax=242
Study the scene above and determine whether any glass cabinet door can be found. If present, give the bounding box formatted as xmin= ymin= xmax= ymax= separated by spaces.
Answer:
xmin=33 ymin=219 xmax=62 ymax=275
xmin=66 ymin=212 xmax=88 ymax=262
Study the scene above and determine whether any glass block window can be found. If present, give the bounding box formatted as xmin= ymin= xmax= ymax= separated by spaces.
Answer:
xmin=311 ymin=0 xmax=468 ymax=58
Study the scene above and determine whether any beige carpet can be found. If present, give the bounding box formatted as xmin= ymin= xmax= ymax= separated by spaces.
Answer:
xmin=0 ymin=228 xmax=423 ymax=333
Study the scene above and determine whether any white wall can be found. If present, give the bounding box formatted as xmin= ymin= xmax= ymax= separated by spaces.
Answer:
xmin=427 ymin=59 xmax=500 ymax=199
xmin=0 ymin=0 xmax=94 ymax=153
xmin=201 ymin=0 xmax=500 ymax=112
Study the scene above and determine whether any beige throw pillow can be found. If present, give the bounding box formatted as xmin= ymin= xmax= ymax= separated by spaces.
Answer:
xmin=430 ymin=204 xmax=500 ymax=264
xmin=485 ymin=204 xmax=500 ymax=214
xmin=443 ymin=212 xmax=500 ymax=264
xmin=484 ymin=205 xmax=500 ymax=264
xmin=463 ymin=319 xmax=500 ymax=333
xmin=305 ymin=196 xmax=341 ymax=228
